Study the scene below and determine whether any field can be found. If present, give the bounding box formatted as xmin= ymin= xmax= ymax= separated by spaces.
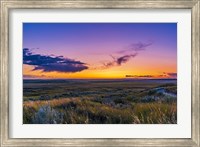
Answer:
xmin=23 ymin=79 xmax=177 ymax=124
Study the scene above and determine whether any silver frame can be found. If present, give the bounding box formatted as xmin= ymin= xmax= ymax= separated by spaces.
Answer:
xmin=0 ymin=0 xmax=199 ymax=146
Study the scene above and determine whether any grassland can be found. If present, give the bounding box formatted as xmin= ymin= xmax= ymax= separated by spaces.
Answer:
xmin=23 ymin=79 xmax=177 ymax=124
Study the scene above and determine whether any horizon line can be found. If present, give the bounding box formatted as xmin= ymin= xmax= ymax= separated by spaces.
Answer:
xmin=23 ymin=78 xmax=177 ymax=80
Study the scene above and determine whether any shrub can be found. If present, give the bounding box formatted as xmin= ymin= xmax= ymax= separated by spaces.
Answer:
xmin=32 ymin=104 xmax=64 ymax=124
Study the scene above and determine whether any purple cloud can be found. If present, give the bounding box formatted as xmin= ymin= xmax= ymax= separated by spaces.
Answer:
xmin=103 ymin=53 xmax=138 ymax=68
xmin=166 ymin=72 xmax=177 ymax=78
xmin=23 ymin=48 xmax=88 ymax=73
xmin=100 ymin=41 xmax=153 ymax=69
xmin=118 ymin=42 xmax=153 ymax=54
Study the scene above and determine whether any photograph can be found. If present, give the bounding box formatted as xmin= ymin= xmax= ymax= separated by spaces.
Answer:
xmin=23 ymin=23 xmax=177 ymax=124
xmin=1 ymin=0 xmax=199 ymax=146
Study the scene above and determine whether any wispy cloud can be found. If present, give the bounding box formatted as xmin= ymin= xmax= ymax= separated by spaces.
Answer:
xmin=23 ymin=74 xmax=53 ymax=79
xmin=116 ymin=54 xmax=138 ymax=65
xmin=126 ymin=75 xmax=153 ymax=78
xmin=125 ymin=72 xmax=177 ymax=79
xmin=163 ymin=72 xmax=177 ymax=78
xmin=100 ymin=41 xmax=152 ymax=69
xmin=117 ymin=41 xmax=153 ymax=54
xmin=23 ymin=74 xmax=41 ymax=79
xmin=102 ymin=53 xmax=138 ymax=68
xmin=23 ymin=48 xmax=88 ymax=73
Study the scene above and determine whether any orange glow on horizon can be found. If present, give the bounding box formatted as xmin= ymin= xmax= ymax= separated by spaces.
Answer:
xmin=23 ymin=64 xmax=176 ymax=79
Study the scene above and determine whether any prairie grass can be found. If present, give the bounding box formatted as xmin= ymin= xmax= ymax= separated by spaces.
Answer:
xmin=23 ymin=79 xmax=177 ymax=124
xmin=24 ymin=98 xmax=176 ymax=124
xmin=133 ymin=103 xmax=177 ymax=123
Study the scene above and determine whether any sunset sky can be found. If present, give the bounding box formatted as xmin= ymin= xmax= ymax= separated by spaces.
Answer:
xmin=23 ymin=23 xmax=177 ymax=79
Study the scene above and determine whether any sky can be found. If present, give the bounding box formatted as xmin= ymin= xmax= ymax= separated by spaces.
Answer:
xmin=23 ymin=23 xmax=177 ymax=79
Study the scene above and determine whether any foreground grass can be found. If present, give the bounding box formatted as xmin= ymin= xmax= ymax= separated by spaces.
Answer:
xmin=23 ymin=79 xmax=177 ymax=124
xmin=24 ymin=97 xmax=176 ymax=124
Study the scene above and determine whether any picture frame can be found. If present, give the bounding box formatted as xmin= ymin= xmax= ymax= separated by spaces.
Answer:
xmin=0 ymin=0 xmax=199 ymax=146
